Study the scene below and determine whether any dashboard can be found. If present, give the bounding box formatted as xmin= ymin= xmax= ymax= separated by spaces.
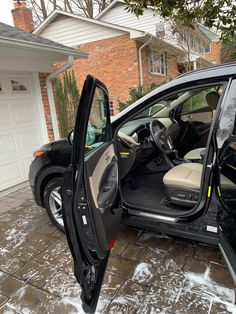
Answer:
xmin=117 ymin=117 xmax=180 ymax=178
xmin=118 ymin=117 xmax=180 ymax=146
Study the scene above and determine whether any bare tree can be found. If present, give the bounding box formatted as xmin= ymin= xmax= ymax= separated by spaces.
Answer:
xmin=24 ymin=0 xmax=113 ymax=25
xmin=162 ymin=22 xmax=209 ymax=73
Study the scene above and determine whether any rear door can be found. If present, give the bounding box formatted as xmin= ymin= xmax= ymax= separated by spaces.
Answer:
xmin=62 ymin=75 xmax=122 ymax=313
xmin=216 ymin=79 xmax=236 ymax=284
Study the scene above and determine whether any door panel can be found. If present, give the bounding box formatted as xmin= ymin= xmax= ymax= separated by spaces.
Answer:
xmin=216 ymin=79 xmax=236 ymax=285
xmin=62 ymin=75 xmax=121 ymax=313
xmin=88 ymin=144 xmax=115 ymax=208
xmin=181 ymin=111 xmax=212 ymax=124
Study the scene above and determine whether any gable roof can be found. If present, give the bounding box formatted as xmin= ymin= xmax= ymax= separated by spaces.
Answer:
xmin=96 ymin=0 xmax=122 ymax=19
xmin=33 ymin=9 xmax=145 ymax=39
xmin=197 ymin=24 xmax=219 ymax=41
xmin=96 ymin=1 xmax=218 ymax=44
xmin=0 ymin=22 xmax=87 ymax=58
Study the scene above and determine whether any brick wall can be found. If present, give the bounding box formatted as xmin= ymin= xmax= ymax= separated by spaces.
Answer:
xmin=38 ymin=73 xmax=54 ymax=142
xmin=72 ymin=34 xmax=179 ymax=113
xmin=204 ymin=41 xmax=221 ymax=64
xmin=72 ymin=34 xmax=140 ymax=114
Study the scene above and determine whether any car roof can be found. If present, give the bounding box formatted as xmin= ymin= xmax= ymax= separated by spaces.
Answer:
xmin=112 ymin=62 xmax=236 ymax=124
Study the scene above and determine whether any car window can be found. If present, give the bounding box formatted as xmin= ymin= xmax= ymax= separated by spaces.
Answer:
xmin=181 ymin=87 xmax=221 ymax=114
xmin=85 ymin=87 xmax=108 ymax=152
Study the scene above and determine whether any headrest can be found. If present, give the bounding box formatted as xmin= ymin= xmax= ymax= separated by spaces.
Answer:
xmin=206 ymin=91 xmax=220 ymax=110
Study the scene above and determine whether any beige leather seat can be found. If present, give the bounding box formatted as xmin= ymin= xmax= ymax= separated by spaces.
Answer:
xmin=163 ymin=162 xmax=234 ymax=208
xmin=184 ymin=148 xmax=206 ymax=161
xmin=184 ymin=91 xmax=220 ymax=162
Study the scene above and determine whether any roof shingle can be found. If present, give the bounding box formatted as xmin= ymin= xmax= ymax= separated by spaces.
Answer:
xmin=0 ymin=22 xmax=77 ymax=51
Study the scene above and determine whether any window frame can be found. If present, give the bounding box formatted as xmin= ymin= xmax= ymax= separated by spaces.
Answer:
xmin=148 ymin=48 xmax=168 ymax=76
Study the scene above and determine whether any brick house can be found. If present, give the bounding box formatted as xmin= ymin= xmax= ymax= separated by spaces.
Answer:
xmin=0 ymin=2 xmax=87 ymax=194
xmin=34 ymin=0 xmax=220 ymax=115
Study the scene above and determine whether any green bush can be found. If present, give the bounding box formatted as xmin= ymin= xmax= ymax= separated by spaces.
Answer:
xmin=118 ymin=82 xmax=165 ymax=111
xmin=53 ymin=71 xmax=80 ymax=138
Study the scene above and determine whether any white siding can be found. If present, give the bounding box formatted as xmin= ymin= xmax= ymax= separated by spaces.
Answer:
xmin=99 ymin=2 xmax=162 ymax=36
xmin=100 ymin=3 xmax=210 ymax=59
xmin=40 ymin=17 xmax=125 ymax=47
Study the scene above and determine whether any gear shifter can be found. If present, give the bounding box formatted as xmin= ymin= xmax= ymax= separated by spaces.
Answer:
xmin=172 ymin=149 xmax=179 ymax=159
xmin=170 ymin=150 xmax=187 ymax=165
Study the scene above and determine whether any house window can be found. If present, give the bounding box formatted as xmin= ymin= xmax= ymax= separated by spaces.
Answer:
xmin=205 ymin=45 xmax=211 ymax=53
xmin=148 ymin=49 xmax=168 ymax=76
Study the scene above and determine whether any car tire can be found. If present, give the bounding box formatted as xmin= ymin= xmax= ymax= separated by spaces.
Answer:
xmin=44 ymin=177 xmax=65 ymax=232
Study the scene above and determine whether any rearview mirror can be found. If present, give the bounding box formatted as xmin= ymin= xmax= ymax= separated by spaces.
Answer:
xmin=67 ymin=130 xmax=74 ymax=145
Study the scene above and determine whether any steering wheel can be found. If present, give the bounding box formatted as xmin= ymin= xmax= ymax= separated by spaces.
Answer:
xmin=150 ymin=120 xmax=173 ymax=154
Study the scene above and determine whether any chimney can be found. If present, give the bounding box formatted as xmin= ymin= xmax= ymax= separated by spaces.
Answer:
xmin=11 ymin=1 xmax=34 ymax=32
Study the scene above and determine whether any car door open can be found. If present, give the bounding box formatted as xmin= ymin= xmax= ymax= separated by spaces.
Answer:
xmin=62 ymin=75 xmax=122 ymax=313
xmin=216 ymin=79 xmax=236 ymax=285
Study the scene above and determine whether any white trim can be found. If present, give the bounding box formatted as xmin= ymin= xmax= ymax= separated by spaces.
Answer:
xmin=95 ymin=0 xmax=121 ymax=19
xmin=0 ymin=37 xmax=88 ymax=59
xmin=148 ymin=48 xmax=168 ymax=76
xmin=33 ymin=9 xmax=145 ymax=39
xmin=33 ymin=72 xmax=49 ymax=143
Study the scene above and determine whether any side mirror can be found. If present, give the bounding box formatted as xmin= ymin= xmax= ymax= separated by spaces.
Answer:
xmin=67 ymin=130 xmax=74 ymax=145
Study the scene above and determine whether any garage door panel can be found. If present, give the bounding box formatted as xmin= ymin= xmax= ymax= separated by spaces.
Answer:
xmin=0 ymin=72 xmax=46 ymax=191
xmin=0 ymin=161 xmax=22 ymax=189
xmin=0 ymin=133 xmax=17 ymax=156
xmin=18 ymin=129 xmax=41 ymax=151
xmin=12 ymin=102 xmax=36 ymax=124
xmin=22 ymin=157 xmax=32 ymax=178
xmin=0 ymin=104 xmax=11 ymax=126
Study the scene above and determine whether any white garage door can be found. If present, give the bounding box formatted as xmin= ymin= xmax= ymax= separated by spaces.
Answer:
xmin=0 ymin=72 xmax=46 ymax=191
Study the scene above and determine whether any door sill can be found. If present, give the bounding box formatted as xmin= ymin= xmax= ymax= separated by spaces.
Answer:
xmin=126 ymin=208 xmax=177 ymax=223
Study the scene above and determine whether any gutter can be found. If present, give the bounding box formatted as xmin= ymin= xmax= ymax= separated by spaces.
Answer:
xmin=0 ymin=37 xmax=88 ymax=59
xmin=138 ymin=35 xmax=152 ymax=86
xmin=46 ymin=55 xmax=74 ymax=140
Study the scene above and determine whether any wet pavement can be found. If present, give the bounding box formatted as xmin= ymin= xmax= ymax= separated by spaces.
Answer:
xmin=0 ymin=186 xmax=235 ymax=313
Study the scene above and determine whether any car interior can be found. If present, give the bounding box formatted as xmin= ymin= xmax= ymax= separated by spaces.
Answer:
xmin=115 ymin=84 xmax=229 ymax=216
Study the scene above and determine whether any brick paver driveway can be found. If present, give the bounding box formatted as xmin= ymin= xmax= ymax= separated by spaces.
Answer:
xmin=0 ymin=186 xmax=235 ymax=313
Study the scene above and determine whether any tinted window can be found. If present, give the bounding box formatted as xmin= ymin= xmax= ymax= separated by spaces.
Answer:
xmin=85 ymin=87 xmax=108 ymax=153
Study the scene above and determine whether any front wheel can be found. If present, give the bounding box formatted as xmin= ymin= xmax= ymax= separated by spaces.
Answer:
xmin=44 ymin=177 xmax=65 ymax=232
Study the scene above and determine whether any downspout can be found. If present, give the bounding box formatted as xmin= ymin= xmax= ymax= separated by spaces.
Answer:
xmin=46 ymin=55 xmax=74 ymax=141
xmin=138 ymin=36 xmax=153 ymax=87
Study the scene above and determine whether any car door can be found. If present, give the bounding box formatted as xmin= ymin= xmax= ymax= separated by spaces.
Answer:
xmin=62 ymin=75 xmax=122 ymax=313
xmin=176 ymin=87 xmax=221 ymax=156
xmin=216 ymin=79 xmax=236 ymax=284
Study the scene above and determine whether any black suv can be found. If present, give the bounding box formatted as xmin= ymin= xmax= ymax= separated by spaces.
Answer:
xmin=29 ymin=64 xmax=236 ymax=313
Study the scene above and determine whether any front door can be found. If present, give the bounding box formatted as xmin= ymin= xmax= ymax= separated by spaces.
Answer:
xmin=62 ymin=75 xmax=121 ymax=313
xmin=216 ymin=79 xmax=236 ymax=284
